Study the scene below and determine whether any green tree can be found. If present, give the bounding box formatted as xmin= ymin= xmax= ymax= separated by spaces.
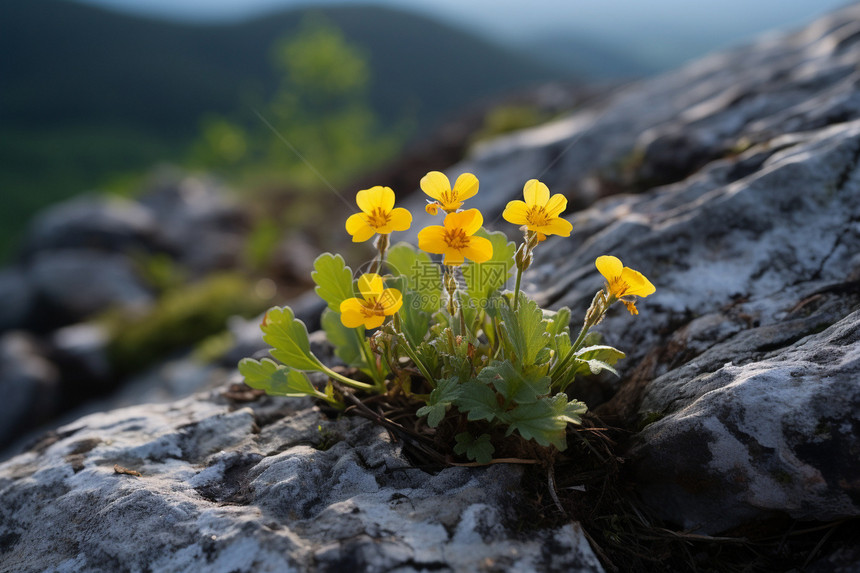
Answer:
xmin=190 ymin=14 xmax=401 ymax=187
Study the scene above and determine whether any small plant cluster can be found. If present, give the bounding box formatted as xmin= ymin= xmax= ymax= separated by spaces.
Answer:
xmin=239 ymin=171 xmax=654 ymax=463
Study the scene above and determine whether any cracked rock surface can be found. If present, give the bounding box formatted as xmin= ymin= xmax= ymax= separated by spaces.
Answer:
xmin=405 ymin=4 xmax=860 ymax=534
xmin=0 ymin=391 xmax=601 ymax=572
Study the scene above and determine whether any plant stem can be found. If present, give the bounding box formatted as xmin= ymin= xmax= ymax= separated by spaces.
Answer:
xmin=550 ymin=291 xmax=606 ymax=380
xmin=355 ymin=328 xmax=385 ymax=391
xmin=392 ymin=314 xmax=437 ymax=388
xmin=512 ymin=265 xmax=524 ymax=311
xmin=317 ymin=361 xmax=376 ymax=391
xmin=370 ymin=233 xmax=389 ymax=274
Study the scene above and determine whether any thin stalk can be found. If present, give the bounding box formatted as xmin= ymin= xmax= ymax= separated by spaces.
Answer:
xmin=393 ymin=313 xmax=437 ymax=388
xmin=550 ymin=320 xmax=592 ymax=380
xmin=512 ymin=265 xmax=524 ymax=311
xmin=317 ymin=361 xmax=376 ymax=391
xmin=355 ymin=328 xmax=385 ymax=390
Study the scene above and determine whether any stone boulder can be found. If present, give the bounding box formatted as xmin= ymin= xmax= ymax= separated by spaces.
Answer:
xmin=20 ymin=194 xmax=161 ymax=258
xmin=0 ymin=389 xmax=602 ymax=572
xmin=399 ymin=3 xmax=860 ymax=535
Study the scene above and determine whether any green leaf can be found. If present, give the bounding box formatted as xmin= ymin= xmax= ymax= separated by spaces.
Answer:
xmin=455 ymin=381 xmax=504 ymax=422
xmin=462 ymin=229 xmax=515 ymax=304
xmin=577 ymin=345 xmax=626 ymax=363
xmin=260 ymin=306 xmax=321 ymax=371
xmin=416 ymin=376 xmax=461 ymax=427
xmin=320 ymin=308 xmax=367 ymax=370
xmin=453 ymin=432 xmax=495 ymax=464
xmin=477 ymin=360 xmax=551 ymax=404
xmin=238 ymin=357 xmax=318 ymax=397
xmin=386 ymin=242 xmax=441 ymax=313
xmin=506 ymin=395 xmax=569 ymax=450
xmin=499 ymin=293 xmax=550 ymax=366
xmin=311 ymin=253 xmax=354 ymax=313
xmin=571 ymin=345 xmax=626 ymax=377
xmin=580 ymin=358 xmax=619 ymax=377
xmin=385 ymin=276 xmax=430 ymax=348
xmin=562 ymin=397 xmax=588 ymax=425
xmin=545 ymin=307 xmax=571 ymax=337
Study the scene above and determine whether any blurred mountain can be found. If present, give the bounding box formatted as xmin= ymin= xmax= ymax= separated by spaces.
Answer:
xmin=1 ymin=0 xmax=563 ymax=138
xmin=0 ymin=0 xmax=572 ymax=260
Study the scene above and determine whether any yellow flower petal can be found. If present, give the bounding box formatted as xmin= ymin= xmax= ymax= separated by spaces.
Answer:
xmin=425 ymin=202 xmax=440 ymax=215
xmin=544 ymin=193 xmax=568 ymax=218
xmin=463 ymin=235 xmax=493 ymax=263
xmin=539 ymin=216 xmax=573 ymax=238
xmin=523 ymin=179 xmax=550 ymax=206
xmin=417 ymin=226 xmax=446 ymax=254
xmin=502 ymin=200 xmax=529 ymax=225
xmin=623 ymin=300 xmax=639 ymax=315
xmin=453 ymin=172 xmax=479 ymax=201
xmin=595 ymin=255 xmax=623 ymax=282
xmin=380 ymin=288 xmax=403 ymax=314
xmin=340 ymin=309 xmax=367 ymax=328
xmin=356 ymin=186 xmax=394 ymax=213
xmin=376 ymin=186 xmax=396 ymax=212
xmin=357 ymin=273 xmax=384 ymax=298
xmin=420 ymin=171 xmax=451 ymax=203
xmin=364 ymin=314 xmax=386 ymax=329
xmin=345 ymin=213 xmax=375 ymax=242
xmin=340 ymin=297 xmax=365 ymax=315
xmin=387 ymin=207 xmax=412 ymax=233
xmin=619 ymin=267 xmax=655 ymax=298
xmin=445 ymin=209 xmax=483 ymax=236
xmin=443 ymin=250 xmax=465 ymax=266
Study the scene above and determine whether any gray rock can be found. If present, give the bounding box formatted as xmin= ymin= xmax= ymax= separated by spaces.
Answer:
xmin=0 ymin=332 xmax=60 ymax=450
xmin=21 ymin=194 xmax=160 ymax=257
xmin=0 ymin=390 xmax=603 ymax=572
xmin=397 ymin=3 xmax=860 ymax=535
xmin=29 ymin=250 xmax=153 ymax=321
xmin=0 ymin=268 xmax=33 ymax=332
xmin=137 ymin=172 xmax=247 ymax=274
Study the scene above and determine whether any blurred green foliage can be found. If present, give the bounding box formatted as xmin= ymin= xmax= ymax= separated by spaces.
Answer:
xmin=189 ymin=15 xmax=403 ymax=188
xmin=470 ymin=104 xmax=551 ymax=145
xmin=102 ymin=273 xmax=269 ymax=375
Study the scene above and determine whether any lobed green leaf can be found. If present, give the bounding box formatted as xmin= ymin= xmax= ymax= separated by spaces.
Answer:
xmin=416 ymin=376 xmax=461 ymax=427
xmin=260 ymin=306 xmax=321 ymax=371
xmin=499 ymin=293 xmax=550 ymax=366
xmin=238 ymin=357 xmax=318 ymax=397
xmin=456 ymin=380 xmax=505 ymax=422
xmin=477 ymin=359 xmax=550 ymax=404
xmin=311 ymin=253 xmax=354 ymax=313
xmin=453 ymin=432 xmax=495 ymax=464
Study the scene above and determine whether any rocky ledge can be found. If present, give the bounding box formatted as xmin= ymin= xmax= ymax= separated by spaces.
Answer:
xmin=3 ymin=4 xmax=860 ymax=572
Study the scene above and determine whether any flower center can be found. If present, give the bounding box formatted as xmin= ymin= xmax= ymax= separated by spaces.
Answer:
xmin=360 ymin=295 xmax=387 ymax=317
xmin=443 ymin=228 xmax=470 ymax=250
xmin=440 ymin=190 xmax=456 ymax=206
xmin=526 ymin=206 xmax=550 ymax=227
xmin=367 ymin=208 xmax=391 ymax=228
xmin=609 ymin=277 xmax=630 ymax=297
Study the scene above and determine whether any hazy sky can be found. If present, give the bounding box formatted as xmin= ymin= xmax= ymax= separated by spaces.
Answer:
xmin=76 ymin=0 xmax=851 ymax=66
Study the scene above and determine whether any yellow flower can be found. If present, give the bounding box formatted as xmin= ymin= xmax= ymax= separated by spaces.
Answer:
xmin=417 ymin=209 xmax=493 ymax=266
xmin=345 ymin=186 xmax=412 ymax=242
xmin=595 ymin=255 xmax=655 ymax=315
xmin=339 ymin=273 xmax=403 ymax=329
xmin=502 ymin=179 xmax=573 ymax=241
xmin=420 ymin=171 xmax=479 ymax=213
xmin=425 ymin=202 xmax=441 ymax=216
